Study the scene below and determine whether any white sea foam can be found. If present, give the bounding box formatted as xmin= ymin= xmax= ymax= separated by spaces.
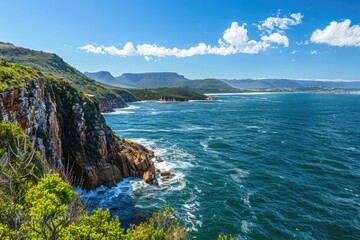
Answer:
xmin=230 ymin=168 xmax=249 ymax=183
xmin=102 ymin=105 xmax=140 ymax=115
xmin=258 ymin=130 xmax=267 ymax=134
xmin=102 ymin=110 xmax=135 ymax=115
xmin=241 ymin=220 xmax=253 ymax=233
xmin=246 ymin=125 xmax=261 ymax=129
xmin=148 ymin=111 xmax=159 ymax=115
xmin=77 ymin=178 xmax=134 ymax=204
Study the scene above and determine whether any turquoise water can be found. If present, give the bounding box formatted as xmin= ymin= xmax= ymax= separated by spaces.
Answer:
xmin=82 ymin=93 xmax=360 ymax=239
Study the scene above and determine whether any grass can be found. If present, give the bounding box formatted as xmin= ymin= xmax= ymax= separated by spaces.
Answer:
xmin=0 ymin=59 xmax=44 ymax=91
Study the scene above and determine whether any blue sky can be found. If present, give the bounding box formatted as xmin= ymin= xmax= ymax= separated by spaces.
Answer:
xmin=0 ymin=0 xmax=359 ymax=80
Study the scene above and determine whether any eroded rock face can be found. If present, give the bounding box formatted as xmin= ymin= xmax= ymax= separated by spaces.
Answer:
xmin=0 ymin=77 xmax=156 ymax=189
xmin=97 ymin=91 xmax=137 ymax=113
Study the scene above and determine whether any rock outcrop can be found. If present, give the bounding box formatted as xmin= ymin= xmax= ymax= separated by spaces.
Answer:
xmin=97 ymin=90 xmax=137 ymax=112
xmin=0 ymin=77 xmax=156 ymax=189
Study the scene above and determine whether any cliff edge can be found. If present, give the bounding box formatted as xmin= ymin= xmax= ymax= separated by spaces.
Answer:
xmin=0 ymin=62 xmax=156 ymax=189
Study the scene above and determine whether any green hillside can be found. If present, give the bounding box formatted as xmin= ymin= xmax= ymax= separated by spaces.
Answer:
xmin=187 ymin=79 xmax=241 ymax=93
xmin=0 ymin=42 xmax=133 ymax=109
xmin=115 ymin=72 xmax=240 ymax=93
xmin=116 ymin=72 xmax=189 ymax=88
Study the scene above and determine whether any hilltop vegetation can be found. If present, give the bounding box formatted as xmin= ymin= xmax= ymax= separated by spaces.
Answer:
xmin=0 ymin=59 xmax=41 ymax=91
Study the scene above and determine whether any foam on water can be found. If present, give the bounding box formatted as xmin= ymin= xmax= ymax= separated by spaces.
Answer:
xmin=102 ymin=105 xmax=140 ymax=115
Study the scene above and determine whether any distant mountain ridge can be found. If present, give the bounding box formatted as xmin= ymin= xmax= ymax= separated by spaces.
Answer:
xmin=86 ymin=70 xmax=360 ymax=92
xmin=86 ymin=71 xmax=240 ymax=93
xmin=84 ymin=71 xmax=136 ymax=88
xmin=116 ymin=72 xmax=189 ymax=88
xmin=224 ymin=79 xmax=360 ymax=89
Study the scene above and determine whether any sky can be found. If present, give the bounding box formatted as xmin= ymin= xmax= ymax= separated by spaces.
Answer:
xmin=0 ymin=0 xmax=359 ymax=80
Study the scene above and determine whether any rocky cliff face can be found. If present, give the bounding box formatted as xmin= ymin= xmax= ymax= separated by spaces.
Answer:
xmin=0 ymin=77 xmax=156 ymax=189
xmin=98 ymin=90 xmax=137 ymax=112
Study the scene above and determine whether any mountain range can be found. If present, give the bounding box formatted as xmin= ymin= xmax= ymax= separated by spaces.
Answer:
xmin=85 ymin=71 xmax=241 ymax=93
xmin=223 ymin=79 xmax=360 ymax=89
xmin=85 ymin=70 xmax=360 ymax=92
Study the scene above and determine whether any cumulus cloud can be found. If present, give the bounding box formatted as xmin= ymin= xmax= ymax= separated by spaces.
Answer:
xmin=310 ymin=19 xmax=360 ymax=46
xmin=257 ymin=13 xmax=303 ymax=32
xmin=80 ymin=13 xmax=301 ymax=58
xmin=261 ymin=32 xmax=289 ymax=47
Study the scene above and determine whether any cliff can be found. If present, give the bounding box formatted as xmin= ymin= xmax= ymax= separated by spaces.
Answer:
xmin=0 ymin=62 xmax=156 ymax=189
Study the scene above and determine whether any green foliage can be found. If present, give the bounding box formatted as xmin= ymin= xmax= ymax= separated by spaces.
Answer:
xmin=21 ymin=174 xmax=81 ymax=239
xmin=61 ymin=209 xmax=124 ymax=239
xmin=126 ymin=205 xmax=187 ymax=240
xmin=0 ymin=122 xmax=189 ymax=240
xmin=0 ymin=120 xmax=28 ymax=156
xmin=0 ymin=61 xmax=39 ymax=91
xmin=0 ymin=222 xmax=15 ymax=239
xmin=218 ymin=234 xmax=236 ymax=240
xmin=0 ymin=121 xmax=44 ymax=204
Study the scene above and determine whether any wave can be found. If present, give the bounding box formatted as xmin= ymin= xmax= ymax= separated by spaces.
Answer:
xmin=102 ymin=105 xmax=140 ymax=115
xmin=102 ymin=111 xmax=135 ymax=115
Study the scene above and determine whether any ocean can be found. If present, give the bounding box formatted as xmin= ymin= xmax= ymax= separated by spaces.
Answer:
xmin=79 ymin=93 xmax=360 ymax=239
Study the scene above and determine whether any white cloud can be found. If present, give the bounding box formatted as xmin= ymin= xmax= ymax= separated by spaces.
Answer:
xmin=261 ymin=32 xmax=289 ymax=47
xmin=222 ymin=22 xmax=249 ymax=50
xmin=80 ymin=14 xmax=302 ymax=58
xmin=257 ymin=13 xmax=303 ymax=32
xmin=310 ymin=19 xmax=360 ymax=47
xmin=310 ymin=50 xmax=319 ymax=55
xmin=80 ymin=44 xmax=105 ymax=54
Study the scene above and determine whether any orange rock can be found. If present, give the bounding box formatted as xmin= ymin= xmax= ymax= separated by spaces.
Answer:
xmin=156 ymin=156 xmax=164 ymax=162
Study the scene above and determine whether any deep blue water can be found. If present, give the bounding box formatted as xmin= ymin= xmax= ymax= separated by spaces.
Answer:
xmin=81 ymin=93 xmax=360 ymax=239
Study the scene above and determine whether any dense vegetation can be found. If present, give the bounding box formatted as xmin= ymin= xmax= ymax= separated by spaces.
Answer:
xmin=131 ymin=87 xmax=209 ymax=101
xmin=0 ymin=59 xmax=41 ymax=91
xmin=0 ymin=121 xmax=187 ymax=239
